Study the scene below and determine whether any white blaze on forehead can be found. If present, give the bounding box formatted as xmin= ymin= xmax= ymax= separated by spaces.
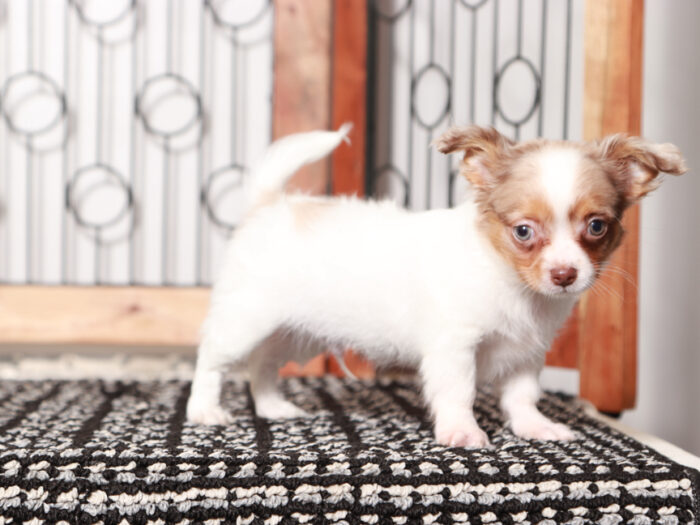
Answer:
xmin=532 ymin=146 xmax=593 ymax=291
xmin=534 ymin=147 xmax=582 ymax=221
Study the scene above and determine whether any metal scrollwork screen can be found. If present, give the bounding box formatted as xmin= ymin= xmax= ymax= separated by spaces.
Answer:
xmin=0 ymin=0 xmax=273 ymax=287
xmin=366 ymin=0 xmax=584 ymax=209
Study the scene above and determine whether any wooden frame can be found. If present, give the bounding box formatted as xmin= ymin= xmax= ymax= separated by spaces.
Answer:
xmin=0 ymin=0 xmax=643 ymax=413
xmin=578 ymin=0 xmax=643 ymax=413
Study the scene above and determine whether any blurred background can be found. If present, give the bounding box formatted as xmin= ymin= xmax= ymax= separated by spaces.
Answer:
xmin=0 ymin=0 xmax=697 ymax=455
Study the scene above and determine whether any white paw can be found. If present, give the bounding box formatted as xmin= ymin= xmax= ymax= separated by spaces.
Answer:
xmin=255 ymin=399 xmax=309 ymax=420
xmin=435 ymin=421 xmax=491 ymax=448
xmin=186 ymin=403 xmax=233 ymax=426
xmin=511 ymin=417 xmax=575 ymax=441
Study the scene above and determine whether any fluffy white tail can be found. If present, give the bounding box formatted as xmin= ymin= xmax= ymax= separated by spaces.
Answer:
xmin=245 ymin=123 xmax=352 ymax=209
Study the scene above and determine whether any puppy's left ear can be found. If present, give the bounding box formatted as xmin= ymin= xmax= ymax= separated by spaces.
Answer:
xmin=597 ymin=134 xmax=687 ymax=204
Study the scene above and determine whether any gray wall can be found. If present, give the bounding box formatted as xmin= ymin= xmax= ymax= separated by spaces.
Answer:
xmin=619 ymin=0 xmax=700 ymax=456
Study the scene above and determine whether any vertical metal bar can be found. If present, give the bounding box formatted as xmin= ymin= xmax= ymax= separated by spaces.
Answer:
xmin=162 ymin=141 xmax=170 ymax=285
xmin=71 ymin=1 xmax=82 ymax=283
xmin=364 ymin=0 xmax=377 ymax=196
xmin=25 ymin=146 xmax=33 ymax=283
xmin=537 ymin=0 xmax=547 ymax=137
xmin=3 ymin=2 xmax=10 ymax=281
xmin=195 ymin=3 xmax=205 ymax=285
xmin=469 ymin=6 xmax=477 ymax=124
xmin=26 ymin=1 xmax=34 ymax=282
xmin=27 ymin=0 xmax=33 ymax=69
xmin=231 ymin=39 xmax=237 ymax=163
xmin=94 ymin=231 xmax=101 ymax=284
xmin=514 ymin=0 xmax=524 ymax=140
xmin=162 ymin=0 xmax=175 ymax=285
xmin=491 ymin=0 xmax=498 ymax=126
xmin=166 ymin=0 xmax=173 ymax=74
xmin=128 ymin=0 xmax=138 ymax=285
xmin=516 ymin=0 xmax=523 ymax=57
xmin=562 ymin=0 xmax=572 ymax=139
xmin=96 ymin=32 xmax=103 ymax=163
xmin=428 ymin=0 xmax=435 ymax=62
xmin=61 ymin=1 xmax=70 ymax=283
xmin=206 ymin=13 xmax=216 ymax=283
xmin=407 ymin=4 xmax=415 ymax=207
xmin=94 ymin=29 xmax=104 ymax=284
xmin=424 ymin=1 xmax=436 ymax=209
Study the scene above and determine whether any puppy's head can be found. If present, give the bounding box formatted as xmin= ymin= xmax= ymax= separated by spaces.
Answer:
xmin=436 ymin=126 xmax=687 ymax=296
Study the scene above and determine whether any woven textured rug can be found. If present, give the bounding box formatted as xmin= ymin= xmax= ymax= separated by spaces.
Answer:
xmin=0 ymin=378 xmax=697 ymax=524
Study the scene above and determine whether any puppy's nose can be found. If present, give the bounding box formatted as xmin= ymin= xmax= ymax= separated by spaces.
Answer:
xmin=550 ymin=266 xmax=578 ymax=287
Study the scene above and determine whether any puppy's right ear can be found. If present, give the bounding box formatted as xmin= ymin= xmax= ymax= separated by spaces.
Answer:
xmin=434 ymin=126 xmax=514 ymax=190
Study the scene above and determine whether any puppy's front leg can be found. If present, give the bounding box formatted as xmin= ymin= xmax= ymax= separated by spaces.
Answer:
xmin=500 ymin=368 xmax=575 ymax=441
xmin=420 ymin=344 xmax=489 ymax=448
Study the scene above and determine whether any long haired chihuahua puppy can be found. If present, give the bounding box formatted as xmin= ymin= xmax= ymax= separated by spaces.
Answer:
xmin=187 ymin=124 xmax=686 ymax=447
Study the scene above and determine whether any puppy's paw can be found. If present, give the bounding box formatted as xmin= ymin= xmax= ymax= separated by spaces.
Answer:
xmin=186 ymin=404 xmax=233 ymax=426
xmin=435 ymin=421 xmax=490 ymax=448
xmin=511 ymin=417 xmax=575 ymax=441
xmin=255 ymin=399 xmax=309 ymax=420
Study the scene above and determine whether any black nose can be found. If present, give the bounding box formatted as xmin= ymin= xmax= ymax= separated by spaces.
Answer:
xmin=550 ymin=267 xmax=578 ymax=287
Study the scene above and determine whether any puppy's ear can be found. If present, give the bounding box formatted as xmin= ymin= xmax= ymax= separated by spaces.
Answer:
xmin=596 ymin=134 xmax=687 ymax=204
xmin=434 ymin=126 xmax=514 ymax=189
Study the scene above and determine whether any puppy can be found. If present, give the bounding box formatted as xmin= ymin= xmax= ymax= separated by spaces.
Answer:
xmin=187 ymin=124 xmax=686 ymax=447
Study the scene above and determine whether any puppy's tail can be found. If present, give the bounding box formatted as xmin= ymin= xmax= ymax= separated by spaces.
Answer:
xmin=245 ymin=123 xmax=352 ymax=209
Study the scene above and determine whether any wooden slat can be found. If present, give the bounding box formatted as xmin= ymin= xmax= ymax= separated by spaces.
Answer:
xmin=273 ymin=0 xmax=333 ymax=194
xmin=331 ymin=0 xmax=367 ymax=196
xmin=279 ymin=355 xmax=328 ymax=377
xmin=578 ymin=0 xmax=643 ymax=413
xmin=546 ymin=307 xmax=579 ymax=369
xmin=0 ymin=286 xmax=209 ymax=346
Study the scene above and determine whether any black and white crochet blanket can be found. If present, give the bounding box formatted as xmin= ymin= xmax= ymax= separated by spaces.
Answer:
xmin=0 ymin=378 xmax=697 ymax=524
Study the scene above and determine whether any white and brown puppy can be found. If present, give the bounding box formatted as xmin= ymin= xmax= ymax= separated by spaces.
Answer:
xmin=187 ymin=124 xmax=686 ymax=447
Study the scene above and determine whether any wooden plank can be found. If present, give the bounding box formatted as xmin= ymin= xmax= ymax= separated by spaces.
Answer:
xmin=328 ymin=351 xmax=375 ymax=379
xmin=273 ymin=0 xmax=333 ymax=195
xmin=579 ymin=0 xmax=643 ymax=413
xmin=0 ymin=286 xmax=209 ymax=346
xmin=331 ymin=0 xmax=367 ymax=196
xmin=546 ymin=308 xmax=579 ymax=369
xmin=279 ymin=355 xmax=328 ymax=377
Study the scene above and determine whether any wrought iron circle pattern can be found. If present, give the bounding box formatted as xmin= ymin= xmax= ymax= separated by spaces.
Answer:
xmin=370 ymin=165 xmax=410 ymax=207
xmin=67 ymin=163 xmax=133 ymax=230
xmin=410 ymin=63 xmax=452 ymax=130
xmin=135 ymin=73 xmax=202 ymax=140
xmin=201 ymin=164 xmax=246 ymax=231
xmin=205 ymin=0 xmax=271 ymax=31
xmin=494 ymin=56 xmax=542 ymax=127
xmin=459 ymin=0 xmax=489 ymax=10
xmin=371 ymin=0 xmax=413 ymax=22
xmin=70 ymin=0 xmax=137 ymax=29
xmin=0 ymin=71 xmax=67 ymax=137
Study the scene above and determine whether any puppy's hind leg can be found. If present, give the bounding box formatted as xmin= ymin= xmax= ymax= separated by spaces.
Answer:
xmin=248 ymin=332 xmax=309 ymax=420
xmin=187 ymin=304 xmax=278 ymax=426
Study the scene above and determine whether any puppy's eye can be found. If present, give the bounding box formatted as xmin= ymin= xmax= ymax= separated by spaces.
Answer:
xmin=587 ymin=219 xmax=607 ymax=237
xmin=513 ymin=224 xmax=533 ymax=242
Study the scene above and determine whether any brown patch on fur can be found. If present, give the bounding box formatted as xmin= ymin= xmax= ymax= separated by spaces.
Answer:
xmin=474 ymin=150 xmax=558 ymax=288
xmin=248 ymin=192 xmax=281 ymax=216
xmin=479 ymin=209 xmax=548 ymax=291
xmin=291 ymin=199 xmax=336 ymax=229
xmin=434 ymin=126 xmax=516 ymax=189
xmin=436 ymin=126 xmax=687 ymax=287
xmin=589 ymin=134 xmax=687 ymax=206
